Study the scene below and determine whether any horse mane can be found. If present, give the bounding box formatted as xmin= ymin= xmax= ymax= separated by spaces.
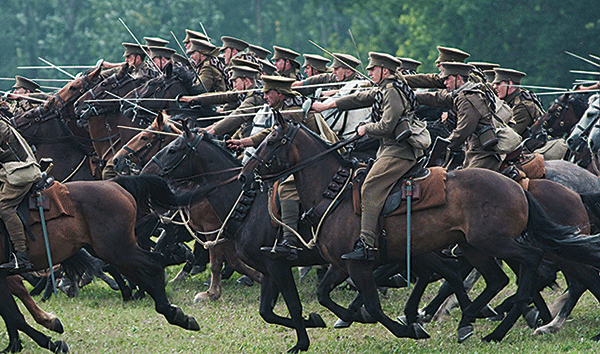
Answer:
xmin=172 ymin=65 xmax=203 ymax=95
xmin=569 ymin=93 xmax=589 ymax=118
xmin=191 ymin=127 xmax=241 ymax=166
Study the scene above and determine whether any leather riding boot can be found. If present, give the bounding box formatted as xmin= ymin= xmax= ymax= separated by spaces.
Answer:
xmin=262 ymin=199 xmax=300 ymax=260
xmin=0 ymin=250 xmax=33 ymax=272
xmin=341 ymin=209 xmax=378 ymax=261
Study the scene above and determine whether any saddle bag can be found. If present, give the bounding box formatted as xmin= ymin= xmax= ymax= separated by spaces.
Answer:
xmin=405 ymin=118 xmax=431 ymax=150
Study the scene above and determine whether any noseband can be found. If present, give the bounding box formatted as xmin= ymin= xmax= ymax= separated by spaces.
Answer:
xmin=150 ymin=132 xmax=204 ymax=177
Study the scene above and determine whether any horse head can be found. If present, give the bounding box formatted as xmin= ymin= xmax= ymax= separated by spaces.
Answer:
xmin=584 ymin=95 xmax=600 ymax=154
xmin=567 ymin=93 xmax=600 ymax=153
xmin=113 ymin=111 xmax=182 ymax=175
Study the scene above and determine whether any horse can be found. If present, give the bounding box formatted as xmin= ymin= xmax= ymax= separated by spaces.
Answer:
xmin=238 ymin=115 xmax=586 ymax=345
xmin=0 ymin=175 xmax=199 ymax=353
xmin=581 ymin=94 xmax=600 ymax=156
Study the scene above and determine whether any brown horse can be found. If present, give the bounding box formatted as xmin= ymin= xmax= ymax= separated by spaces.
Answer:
xmin=239 ymin=117 xmax=582 ymax=344
xmin=0 ymin=175 xmax=199 ymax=353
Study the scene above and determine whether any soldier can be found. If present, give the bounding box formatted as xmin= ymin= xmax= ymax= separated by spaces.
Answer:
xmin=404 ymin=46 xmax=470 ymax=89
xmin=0 ymin=118 xmax=42 ymax=271
xmin=220 ymin=36 xmax=249 ymax=66
xmin=397 ymin=57 xmax=422 ymax=75
xmin=272 ymin=46 xmax=303 ymax=80
xmin=291 ymin=53 xmax=363 ymax=93
xmin=247 ymin=44 xmax=272 ymax=60
xmin=186 ymin=39 xmax=227 ymax=92
xmin=183 ymin=29 xmax=210 ymax=51
xmin=144 ymin=36 xmax=169 ymax=47
xmin=121 ymin=43 xmax=152 ymax=78
xmin=492 ymin=68 xmax=543 ymax=137
xmin=312 ymin=52 xmax=424 ymax=261
xmin=417 ymin=62 xmax=504 ymax=171
xmin=469 ymin=62 xmax=499 ymax=83
xmin=6 ymin=76 xmax=49 ymax=117
xmin=227 ymin=75 xmax=338 ymax=260
xmin=148 ymin=46 xmax=176 ymax=73
xmin=179 ymin=65 xmax=265 ymax=137
xmin=302 ymin=54 xmax=331 ymax=78
xmin=259 ymin=59 xmax=277 ymax=76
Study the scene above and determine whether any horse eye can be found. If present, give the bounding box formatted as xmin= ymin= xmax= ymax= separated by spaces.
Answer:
xmin=266 ymin=140 xmax=274 ymax=146
xmin=140 ymin=136 xmax=149 ymax=141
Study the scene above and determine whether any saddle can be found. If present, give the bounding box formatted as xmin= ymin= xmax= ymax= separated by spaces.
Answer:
xmin=352 ymin=163 xmax=448 ymax=217
xmin=501 ymin=153 xmax=545 ymax=190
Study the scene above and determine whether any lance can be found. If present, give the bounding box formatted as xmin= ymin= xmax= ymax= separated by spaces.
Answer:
xmin=18 ymin=65 xmax=94 ymax=70
xmin=590 ymin=54 xmax=600 ymax=63
xmin=565 ymin=51 xmax=600 ymax=68
xmin=309 ymin=40 xmax=373 ymax=84
xmin=170 ymin=30 xmax=208 ymax=93
xmin=194 ymin=109 xmax=304 ymax=122
xmin=117 ymin=125 xmax=182 ymax=137
xmin=574 ymin=80 xmax=600 ymax=84
xmin=38 ymin=57 xmax=76 ymax=79
xmin=0 ymin=77 xmax=71 ymax=83
xmin=506 ymin=84 xmax=567 ymax=91
xmin=199 ymin=22 xmax=210 ymax=42
xmin=348 ymin=29 xmax=366 ymax=73
xmin=570 ymin=70 xmax=600 ymax=76
xmin=106 ymin=91 xmax=157 ymax=116
xmin=0 ymin=90 xmax=48 ymax=103
xmin=534 ymin=88 xmax=600 ymax=96
xmin=118 ymin=18 xmax=163 ymax=74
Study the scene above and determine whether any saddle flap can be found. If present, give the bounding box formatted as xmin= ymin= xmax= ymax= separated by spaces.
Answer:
xmin=29 ymin=194 xmax=50 ymax=211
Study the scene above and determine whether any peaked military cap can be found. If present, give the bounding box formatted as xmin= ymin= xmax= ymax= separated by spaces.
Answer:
xmin=397 ymin=57 xmax=422 ymax=72
xmin=12 ymin=76 xmax=40 ymax=92
xmin=231 ymin=58 xmax=261 ymax=72
xmin=365 ymin=52 xmax=401 ymax=72
xmin=330 ymin=53 xmax=361 ymax=69
xmin=247 ymin=44 xmax=271 ymax=59
xmin=220 ymin=36 xmax=249 ymax=52
xmin=435 ymin=46 xmax=470 ymax=64
xmin=440 ymin=62 xmax=474 ymax=79
xmin=144 ymin=37 xmax=169 ymax=47
xmin=483 ymin=70 xmax=496 ymax=83
xmin=493 ymin=68 xmax=527 ymax=84
xmin=302 ymin=54 xmax=331 ymax=72
xmin=468 ymin=62 xmax=499 ymax=72
xmin=148 ymin=46 xmax=176 ymax=59
xmin=261 ymin=75 xmax=296 ymax=95
xmin=122 ymin=42 xmax=147 ymax=58
xmin=272 ymin=46 xmax=300 ymax=66
xmin=183 ymin=29 xmax=210 ymax=43
xmin=230 ymin=66 xmax=260 ymax=80
xmin=187 ymin=39 xmax=218 ymax=56
xmin=258 ymin=58 xmax=277 ymax=75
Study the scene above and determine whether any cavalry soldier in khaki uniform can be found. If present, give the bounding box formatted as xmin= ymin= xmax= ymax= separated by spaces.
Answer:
xmin=259 ymin=59 xmax=277 ymax=76
xmin=492 ymin=68 xmax=543 ymax=137
xmin=302 ymin=54 xmax=331 ymax=78
xmin=186 ymin=39 xmax=227 ymax=93
xmin=417 ymin=62 xmax=504 ymax=171
xmin=220 ymin=36 xmax=249 ymax=66
xmin=0 ymin=118 xmax=42 ymax=271
xmin=312 ymin=52 xmax=424 ymax=261
xmin=272 ymin=46 xmax=303 ymax=80
xmin=148 ymin=46 xmax=176 ymax=73
xmin=144 ymin=36 xmax=169 ymax=47
xmin=404 ymin=46 xmax=470 ymax=89
xmin=227 ymin=75 xmax=338 ymax=260
xmin=469 ymin=62 xmax=499 ymax=83
xmin=292 ymin=53 xmax=363 ymax=96
xmin=397 ymin=57 xmax=421 ymax=75
xmin=5 ymin=76 xmax=49 ymax=117
xmin=121 ymin=43 xmax=153 ymax=78
xmin=183 ymin=29 xmax=210 ymax=51
xmin=247 ymin=44 xmax=272 ymax=60
xmin=179 ymin=65 xmax=265 ymax=137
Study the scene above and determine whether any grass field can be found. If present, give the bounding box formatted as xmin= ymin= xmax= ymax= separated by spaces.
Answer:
xmin=4 ymin=264 xmax=600 ymax=353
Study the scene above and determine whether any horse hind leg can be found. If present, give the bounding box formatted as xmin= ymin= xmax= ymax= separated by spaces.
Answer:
xmin=6 ymin=275 xmax=64 ymax=334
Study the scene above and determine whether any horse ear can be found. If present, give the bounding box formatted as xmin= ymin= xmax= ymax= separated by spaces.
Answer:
xmin=274 ymin=110 xmax=288 ymax=129
xmin=165 ymin=62 xmax=173 ymax=77
xmin=156 ymin=111 xmax=165 ymax=126
xmin=119 ymin=63 xmax=129 ymax=77
xmin=183 ymin=118 xmax=192 ymax=138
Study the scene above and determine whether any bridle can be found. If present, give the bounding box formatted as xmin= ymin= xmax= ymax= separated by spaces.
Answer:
xmin=120 ymin=124 xmax=175 ymax=174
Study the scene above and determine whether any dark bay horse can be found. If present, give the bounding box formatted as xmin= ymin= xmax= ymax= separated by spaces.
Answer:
xmin=0 ymin=175 xmax=199 ymax=353
xmin=239 ymin=117 xmax=584 ymax=344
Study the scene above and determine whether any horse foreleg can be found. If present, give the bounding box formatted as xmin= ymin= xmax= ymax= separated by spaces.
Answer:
xmin=193 ymin=244 xmax=224 ymax=302
xmin=316 ymin=266 xmax=369 ymax=324
xmin=6 ymin=275 xmax=63 ymax=334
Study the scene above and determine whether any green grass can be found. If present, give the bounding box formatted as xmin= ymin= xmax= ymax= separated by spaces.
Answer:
xmin=4 ymin=265 xmax=600 ymax=353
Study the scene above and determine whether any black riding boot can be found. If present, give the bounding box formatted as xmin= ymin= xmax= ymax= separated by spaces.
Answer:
xmin=0 ymin=251 xmax=33 ymax=272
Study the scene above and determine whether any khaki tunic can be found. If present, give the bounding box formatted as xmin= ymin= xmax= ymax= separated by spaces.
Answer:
xmin=205 ymin=90 xmax=266 ymax=136
xmin=405 ymin=73 xmax=445 ymax=89
xmin=417 ymin=82 xmax=503 ymax=171
xmin=196 ymin=59 xmax=227 ymax=93
xmin=503 ymin=89 xmax=543 ymax=137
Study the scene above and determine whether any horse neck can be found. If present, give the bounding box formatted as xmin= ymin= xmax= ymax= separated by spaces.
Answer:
xmin=290 ymin=132 xmax=345 ymax=208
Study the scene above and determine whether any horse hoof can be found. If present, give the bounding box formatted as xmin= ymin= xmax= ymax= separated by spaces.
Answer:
xmin=308 ymin=313 xmax=326 ymax=328
xmin=482 ymin=331 xmax=503 ymax=343
xmin=193 ymin=291 xmax=216 ymax=302
xmin=186 ymin=316 xmax=200 ymax=331
xmin=52 ymin=340 xmax=69 ymax=353
xmin=52 ymin=318 xmax=64 ymax=334
xmin=477 ymin=304 xmax=498 ymax=319
xmin=333 ymin=318 xmax=352 ymax=328
xmin=236 ymin=276 xmax=254 ymax=287
xmin=287 ymin=342 xmax=308 ymax=354
xmin=457 ymin=325 xmax=474 ymax=343
xmin=410 ymin=323 xmax=430 ymax=339
xmin=169 ymin=270 xmax=189 ymax=283
xmin=486 ymin=312 xmax=505 ymax=322
xmin=2 ymin=339 xmax=22 ymax=353
xmin=397 ymin=315 xmax=407 ymax=326
xmin=524 ymin=307 xmax=540 ymax=328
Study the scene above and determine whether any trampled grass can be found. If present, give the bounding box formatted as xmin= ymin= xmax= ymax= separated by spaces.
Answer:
xmin=4 ymin=264 xmax=600 ymax=353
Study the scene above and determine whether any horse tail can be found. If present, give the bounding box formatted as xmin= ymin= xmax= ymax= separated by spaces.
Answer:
xmin=113 ymin=175 xmax=192 ymax=210
xmin=524 ymin=190 xmax=600 ymax=267
xmin=579 ymin=192 xmax=600 ymax=231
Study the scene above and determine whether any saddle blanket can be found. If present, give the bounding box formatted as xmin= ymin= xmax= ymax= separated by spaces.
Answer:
xmin=28 ymin=182 xmax=75 ymax=225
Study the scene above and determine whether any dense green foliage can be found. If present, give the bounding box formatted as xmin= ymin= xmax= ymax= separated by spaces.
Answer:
xmin=1 ymin=0 xmax=599 ymax=94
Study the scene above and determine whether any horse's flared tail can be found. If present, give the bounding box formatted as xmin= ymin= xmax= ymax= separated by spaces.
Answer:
xmin=579 ymin=192 xmax=600 ymax=229
xmin=525 ymin=190 xmax=600 ymax=267
xmin=113 ymin=175 xmax=192 ymax=210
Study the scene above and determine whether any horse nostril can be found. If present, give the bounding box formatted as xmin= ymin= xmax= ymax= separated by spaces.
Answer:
xmin=238 ymin=174 xmax=246 ymax=186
